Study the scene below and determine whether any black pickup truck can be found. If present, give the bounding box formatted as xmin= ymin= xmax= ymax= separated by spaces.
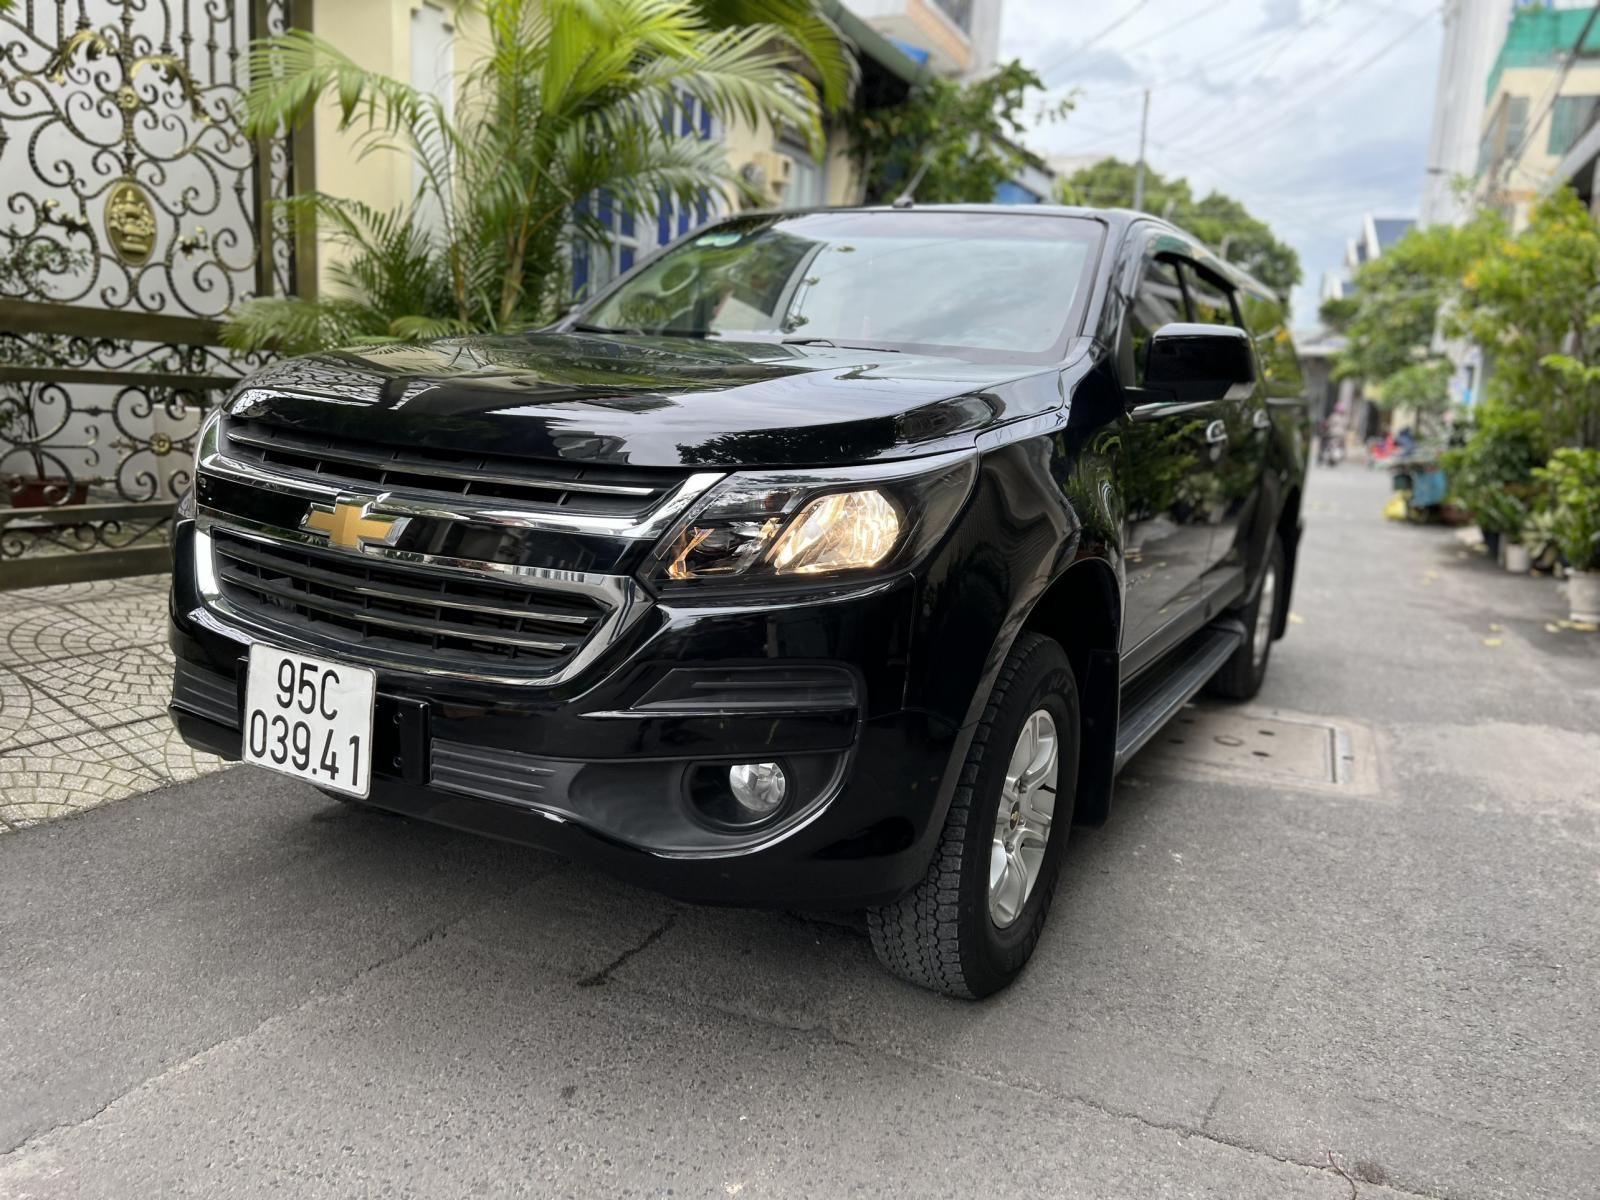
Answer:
xmin=170 ymin=206 xmax=1310 ymax=998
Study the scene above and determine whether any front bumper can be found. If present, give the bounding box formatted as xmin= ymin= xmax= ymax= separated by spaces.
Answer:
xmin=168 ymin=521 xmax=961 ymax=908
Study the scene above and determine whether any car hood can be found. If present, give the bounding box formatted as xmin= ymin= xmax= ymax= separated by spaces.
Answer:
xmin=224 ymin=331 xmax=1069 ymax=468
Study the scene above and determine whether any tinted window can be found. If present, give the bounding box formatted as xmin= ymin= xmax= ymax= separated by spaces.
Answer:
xmin=1127 ymin=257 xmax=1185 ymax=385
xmin=583 ymin=211 xmax=1102 ymax=363
xmin=1181 ymin=263 xmax=1239 ymax=328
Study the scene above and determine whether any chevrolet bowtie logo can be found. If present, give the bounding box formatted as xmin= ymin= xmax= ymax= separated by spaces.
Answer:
xmin=301 ymin=497 xmax=408 ymax=551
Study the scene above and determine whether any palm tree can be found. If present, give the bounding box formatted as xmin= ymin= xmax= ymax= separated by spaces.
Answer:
xmin=226 ymin=0 xmax=848 ymax=355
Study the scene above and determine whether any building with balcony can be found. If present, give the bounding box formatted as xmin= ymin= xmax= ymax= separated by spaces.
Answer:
xmin=842 ymin=0 xmax=1002 ymax=79
xmin=1472 ymin=3 xmax=1600 ymax=229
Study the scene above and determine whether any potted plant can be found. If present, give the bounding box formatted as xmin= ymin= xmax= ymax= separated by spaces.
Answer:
xmin=1503 ymin=525 xmax=1532 ymax=574
xmin=1534 ymin=448 xmax=1600 ymax=623
xmin=1441 ymin=404 xmax=1548 ymax=560
xmin=1522 ymin=504 xmax=1563 ymax=573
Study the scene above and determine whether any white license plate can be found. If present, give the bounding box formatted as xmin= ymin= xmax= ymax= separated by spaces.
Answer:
xmin=243 ymin=646 xmax=376 ymax=798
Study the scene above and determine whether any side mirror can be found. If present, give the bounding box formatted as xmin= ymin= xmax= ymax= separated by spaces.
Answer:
xmin=1142 ymin=322 xmax=1256 ymax=405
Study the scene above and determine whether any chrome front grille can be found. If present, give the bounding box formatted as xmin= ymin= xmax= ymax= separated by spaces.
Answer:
xmin=210 ymin=528 xmax=609 ymax=676
xmin=193 ymin=410 xmax=706 ymax=683
xmin=222 ymin=417 xmax=686 ymax=520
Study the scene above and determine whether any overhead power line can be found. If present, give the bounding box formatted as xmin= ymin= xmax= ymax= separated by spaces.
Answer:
xmin=1053 ymin=5 xmax=1286 ymax=99
xmin=1115 ymin=0 xmax=1236 ymax=56
xmin=1159 ymin=0 xmax=1373 ymax=148
xmin=1499 ymin=3 xmax=1600 ymax=178
xmin=1039 ymin=0 xmax=1157 ymax=83
xmin=1183 ymin=3 xmax=1442 ymax=162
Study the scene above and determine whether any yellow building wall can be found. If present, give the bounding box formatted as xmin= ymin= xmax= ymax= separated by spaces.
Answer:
xmin=305 ymin=0 xmax=866 ymax=291
xmin=1481 ymin=63 xmax=1600 ymax=230
xmin=825 ymin=128 xmax=864 ymax=207
xmin=307 ymin=1 xmax=485 ymax=291
xmin=720 ymin=115 xmax=865 ymax=210
xmin=905 ymin=0 xmax=971 ymax=74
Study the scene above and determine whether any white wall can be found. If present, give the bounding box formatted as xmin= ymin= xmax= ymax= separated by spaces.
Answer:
xmin=409 ymin=2 xmax=455 ymax=236
xmin=1421 ymin=0 xmax=1514 ymax=227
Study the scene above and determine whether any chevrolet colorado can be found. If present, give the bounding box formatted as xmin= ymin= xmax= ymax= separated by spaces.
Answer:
xmin=170 ymin=206 xmax=1310 ymax=997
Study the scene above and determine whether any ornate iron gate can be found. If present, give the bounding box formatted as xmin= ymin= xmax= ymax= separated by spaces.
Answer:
xmin=0 ymin=0 xmax=312 ymax=589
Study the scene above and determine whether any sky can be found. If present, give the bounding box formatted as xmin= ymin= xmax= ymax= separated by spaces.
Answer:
xmin=996 ymin=0 xmax=1446 ymax=328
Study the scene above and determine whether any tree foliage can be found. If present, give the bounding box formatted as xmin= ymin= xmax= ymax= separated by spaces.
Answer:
xmin=1454 ymin=189 xmax=1600 ymax=450
xmin=1533 ymin=447 xmax=1600 ymax=570
xmin=1331 ymin=189 xmax=1600 ymax=449
xmin=224 ymin=0 xmax=837 ymax=355
xmin=1057 ymin=158 xmax=1301 ymax=300
xmin=1440 ymin=403 xmax=1549 ymax=536
xmin=1319 ymin=213 xmax=1502 ymax=421
xmin=845 ymin=60 xmax=1069 ymax=206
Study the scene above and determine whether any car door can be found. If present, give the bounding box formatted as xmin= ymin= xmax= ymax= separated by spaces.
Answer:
xmin=1175 ymin=259 xmax=1257 ymax=580
xmin=1117 ymin=250 xmax=1221 ymax=659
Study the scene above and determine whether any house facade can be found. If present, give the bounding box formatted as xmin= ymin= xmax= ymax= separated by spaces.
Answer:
xmin=305 ymin=1 xmax=924 ymax=299
xmin=843 ymin=0 xmax=1002 ymax=79
xmin=1472 ymin=2 xmax=1600 ymax=229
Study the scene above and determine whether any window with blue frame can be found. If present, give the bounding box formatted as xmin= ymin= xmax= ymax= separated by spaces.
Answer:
xmin=574 ymin=91 xmax=716 ymax=299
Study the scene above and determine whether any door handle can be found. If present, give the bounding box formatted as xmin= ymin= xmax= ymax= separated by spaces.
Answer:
xmin=1204 ymin=419 xmax=1229 ymax=445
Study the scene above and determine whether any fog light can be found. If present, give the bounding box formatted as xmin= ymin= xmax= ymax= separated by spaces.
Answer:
xmin=728 ymin=761 xmax=787 ymax=816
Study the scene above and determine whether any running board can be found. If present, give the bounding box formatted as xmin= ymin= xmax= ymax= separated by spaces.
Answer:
xmin=1114 ymin=621 xmax=1245 ymax=773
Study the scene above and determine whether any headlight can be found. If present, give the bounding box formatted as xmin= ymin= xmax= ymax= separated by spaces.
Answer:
xmin=178 ymin=408 xmax=223 ymax=520
xmin=646 ymin=451 xmax=977 ymax=590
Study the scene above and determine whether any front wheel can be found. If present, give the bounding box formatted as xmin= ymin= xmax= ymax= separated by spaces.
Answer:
xmin=867 ymin=633 xmax=1080 ymax=999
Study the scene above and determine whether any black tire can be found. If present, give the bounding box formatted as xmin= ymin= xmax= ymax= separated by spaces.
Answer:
xmin=867 ymin=633 xmax=1080 ymax=999
xmin=1208 ymin=534 xmax=1286 ymax=701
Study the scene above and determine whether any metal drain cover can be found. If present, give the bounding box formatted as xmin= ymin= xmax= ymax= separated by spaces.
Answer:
xmin=1128 ymin=705 xmax=1374 ymax=793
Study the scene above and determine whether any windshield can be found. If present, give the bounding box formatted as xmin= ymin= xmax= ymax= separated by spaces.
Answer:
xmin=579 ymin=210 xmax=1102 ymax=363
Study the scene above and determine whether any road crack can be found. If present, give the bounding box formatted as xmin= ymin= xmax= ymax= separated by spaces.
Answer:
xmin=0 ymin=865 xmax=564 ymax=1161
xmin=577 ymin=910 xmax=678 ymax=987
xmin=596 ymin=975 xmax=1453 ymax=1200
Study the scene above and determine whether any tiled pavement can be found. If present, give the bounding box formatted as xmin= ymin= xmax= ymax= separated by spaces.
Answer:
xmin=0 ymin=574 xmax=229 ymax=832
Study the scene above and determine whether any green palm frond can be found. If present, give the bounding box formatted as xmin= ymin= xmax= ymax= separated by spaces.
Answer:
xmin=693 ymin=0 xmax=856 ymax=112
xmin=228 ymin=0 xmax=854 ymax=354
xmin=630 ymin=25 xmax=823 ymax=154
xmin=386 ymin=315 xmax=478 ymax=341
xmin=221 ymin=296 xmax=381 ymax=356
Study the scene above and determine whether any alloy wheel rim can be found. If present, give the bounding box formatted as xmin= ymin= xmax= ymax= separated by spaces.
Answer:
xmin=989 ymin=708 xmax=1059 ymax=929
xmin=1253 ymin=563 xmax=1277 ymax=666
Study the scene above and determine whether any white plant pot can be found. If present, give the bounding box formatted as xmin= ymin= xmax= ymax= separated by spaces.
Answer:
xmin=1503 ymin=543 xmax=1531 ymax=573
xmin=1570 ymin=570 xmax=1600 ymax=624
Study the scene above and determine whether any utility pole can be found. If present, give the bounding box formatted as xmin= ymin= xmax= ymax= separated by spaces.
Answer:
xmin=1132 ymin=88 xmax=1150 ymax=211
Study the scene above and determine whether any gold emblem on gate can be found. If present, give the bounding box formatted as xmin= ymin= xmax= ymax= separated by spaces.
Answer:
xmin=302 ymin=498 xmax=409 ymax=551
xmin=104 ymin=181 xmax=157 ymax=265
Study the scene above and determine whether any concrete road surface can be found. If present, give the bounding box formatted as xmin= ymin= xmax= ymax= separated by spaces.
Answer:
xmin=3 ymin=464 xmax=1598 ymax=1199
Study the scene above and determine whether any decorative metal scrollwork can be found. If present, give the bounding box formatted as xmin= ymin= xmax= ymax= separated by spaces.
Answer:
xmin=1 ymin=0 xmax=299 ymax=317
xmin=0 ymin=331 xmax=268 ymax=508
xmin=0 ymin=510 xmax=174 ymax=561
xmin=0 ymin=2 xmax=302 ymax=585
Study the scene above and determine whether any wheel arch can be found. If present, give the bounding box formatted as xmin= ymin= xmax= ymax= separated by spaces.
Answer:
xmin=1018 ymin=556 xmax=1121 ymax=827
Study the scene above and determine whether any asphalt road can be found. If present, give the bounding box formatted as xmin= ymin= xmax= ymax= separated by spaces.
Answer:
xmin=3 ymin=465 xmax=1598 ymax=1199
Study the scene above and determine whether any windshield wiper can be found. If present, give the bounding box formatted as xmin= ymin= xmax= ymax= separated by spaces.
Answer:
xmin=572 ymin=322 xmax=713 ymax=339
xmin=782 ymin=336 xmax=902 ymax=353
